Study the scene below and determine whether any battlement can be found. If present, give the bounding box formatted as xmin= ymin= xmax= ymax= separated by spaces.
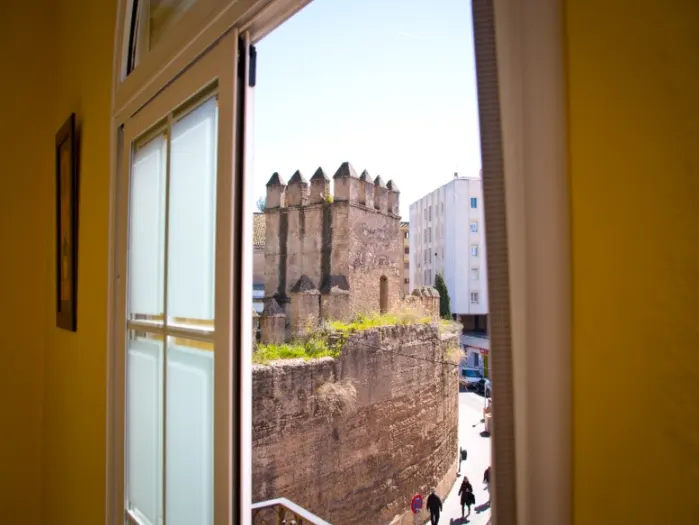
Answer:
xmin=265 ymin=161 xmax=400 ymax=216
xmin=261 ymin=161 xmax=404 ymax=344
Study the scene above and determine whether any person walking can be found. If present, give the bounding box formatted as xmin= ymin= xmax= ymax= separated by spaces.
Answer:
xmin=426 ymin=489 xmax=443 ymax=525
xmin=458 ymin=476 xmax=475 ymax=518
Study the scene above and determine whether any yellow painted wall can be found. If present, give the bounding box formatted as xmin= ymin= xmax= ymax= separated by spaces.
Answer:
xmin=0 ymin=3 xmax=56 ymax=523
xmin=565 ymin=0 xmax=699 ymax=523
xmin=0 ymin=0 xmax=116 ymax=523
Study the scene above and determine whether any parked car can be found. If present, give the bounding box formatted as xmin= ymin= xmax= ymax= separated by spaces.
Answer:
xmin=459 ymin=368 xmax=484 ymax=390
xmin=475 ymin=378 xmax=492 ymax=397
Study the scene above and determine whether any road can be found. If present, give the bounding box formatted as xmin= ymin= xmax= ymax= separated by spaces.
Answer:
xmin=424 ymin=391 xmax=492 ymax=524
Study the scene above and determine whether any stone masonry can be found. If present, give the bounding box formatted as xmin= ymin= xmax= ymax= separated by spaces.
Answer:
xmin=252 ymin=323 xmax=459 ymax=525
xmin=261 ymin=162 xmax=404 ymax=342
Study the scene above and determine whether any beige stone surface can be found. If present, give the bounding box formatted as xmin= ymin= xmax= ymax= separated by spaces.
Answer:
xmin=252 ymin=324 xmax=459 ymax=525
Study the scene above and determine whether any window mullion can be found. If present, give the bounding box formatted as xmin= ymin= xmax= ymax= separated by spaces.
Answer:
xmin=161 ymin=113 xmax=173 ymax=525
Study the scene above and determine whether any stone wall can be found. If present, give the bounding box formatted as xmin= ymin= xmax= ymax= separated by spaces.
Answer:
xmin=252 ymin=324 xmax=459 ymax=525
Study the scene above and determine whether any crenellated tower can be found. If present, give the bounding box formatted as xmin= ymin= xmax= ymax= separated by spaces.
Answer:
xmin=260 ymin=161 xmax=403 ymax=342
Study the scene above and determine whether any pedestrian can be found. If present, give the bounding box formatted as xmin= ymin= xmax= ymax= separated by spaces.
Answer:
xmin=458 ymin=476 xmax=476 ymax=518
xmin=426 ymin=488 xmax=442 ymax=525
xmin=458 ymin=446 xmax=468 ymax=473
xmin=483 ymin=466 xmax=491 ymax=492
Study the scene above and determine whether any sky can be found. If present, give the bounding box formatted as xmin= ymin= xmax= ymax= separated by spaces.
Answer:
xmin=251 ymin=0 xmax=482 ymax=218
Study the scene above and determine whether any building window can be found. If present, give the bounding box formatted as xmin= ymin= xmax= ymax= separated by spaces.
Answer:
xmin=404 ymin=247 xmax=409 ymax=255
xmin=471 ymin=245 xmax=479 ymax=257
xmin=404 ymin=278 xmax=409 ymax=284
xmin=471 ymin=268 xmax=480 ymax=281
xmin=470 ymin=221 xmax=478 ymax=232
xmin=424 ymin=230 xmax=427 ymax=242
xmin=404 ymin=262 xmax=409 ymax=270
xmin=428 ymin=228 xmax=432 ymax=242
xmin=471 ymin=292 xmax=479 ymax=304
xmin=404 ymin=231 xmax=409 ymax=239
xmin=470 ymin=197 xmax=478 ymax=208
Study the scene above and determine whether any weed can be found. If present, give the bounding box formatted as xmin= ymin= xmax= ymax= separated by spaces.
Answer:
xmin=315 ymin=379 xmax=358 ymax=419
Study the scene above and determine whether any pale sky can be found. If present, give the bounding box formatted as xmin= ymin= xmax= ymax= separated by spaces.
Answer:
xmin=251 ymin=0 xmax=481 ymax=218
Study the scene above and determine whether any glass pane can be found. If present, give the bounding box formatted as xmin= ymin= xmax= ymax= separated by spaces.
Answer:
xmin=125 ymin=331 xmax=164 ymax=525
xmin=165 ymin=336 xmax=214 ymax=525
xmin=150 ymin=0 xmax=199 ymax=50
xmin=128 ymin=134 xmax=167 ymax=322
xmin=167 ymin=97 xmax=218 ymax=323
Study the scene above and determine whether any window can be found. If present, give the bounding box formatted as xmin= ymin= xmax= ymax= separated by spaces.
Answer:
xmin=471 ymin=292 xmax=479 ymax=304
xmin=470 ymin=221 xmax=478 ymax=232
xmin=404 ymin=262 xmax=409 ymax=270
xmin=112 ymin=30 xmax=238 ymax=525
xmin=474 ymin=353 xmax=480 ymax=367
xmin=404 ymin=231 xmax=409 ymax=239
xmin=404 ymin=247 xmax=409 ymax=255
xmin=471 ymin=244 xmax=479 ymax=257
xmin=125 ymin=0 xmax=202 ymax=75
xmin=423 ymin=230 xmax=427 ymax=242
xmin=428 ymin=228 xmax=432 ymax=243
xmin=404 ymin=278 xmax=409 ymax=284
xmin=429 ymin=205 xmax=432 ymax=220
xmin=470 ymin=197 xmax=478 ymax=208
xmin=471 ymin=268 xmax=480 ymax=281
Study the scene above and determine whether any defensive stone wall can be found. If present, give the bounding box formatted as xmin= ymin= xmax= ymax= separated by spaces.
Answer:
xmin=252 ymin=323 xmax=459 ymax=525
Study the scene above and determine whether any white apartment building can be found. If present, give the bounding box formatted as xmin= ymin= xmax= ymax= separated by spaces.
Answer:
xmin=408 ymin=174 xmax=489 ymax=316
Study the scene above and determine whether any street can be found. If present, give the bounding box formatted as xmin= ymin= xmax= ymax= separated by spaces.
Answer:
xmin=425 ymin=391 xmax=492 ymax=524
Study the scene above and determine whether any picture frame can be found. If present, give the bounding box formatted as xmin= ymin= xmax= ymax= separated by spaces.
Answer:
xmin=56 ymin=113 xmax=78 ymax=331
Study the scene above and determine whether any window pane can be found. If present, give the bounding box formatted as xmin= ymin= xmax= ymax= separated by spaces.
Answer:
xmin=128 ymin=134 xmax=167 ymax=320
xmin=167 ymin=97 xmax=218 ymax=321
xmin=150 ymin=0 xmax=199 ymax=50
xmin=126 ymin=332 xmax=164 ymax=525
xmin=166 ymin=336 xmax=214 ymax=525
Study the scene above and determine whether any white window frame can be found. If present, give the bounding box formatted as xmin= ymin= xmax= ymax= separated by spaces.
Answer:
xmin=470 ymin=292 xmax=479 ymax=304
xmin=470 ymin=197 xmax=478 ymax=208
xmin=471 ymin=268 xmax=480 ymax=281
xmin=470 ymin=221 xmax=479 ymax=233
xmin=482 ymin=0 xmax=571 ymax=523
xmin=106 ymin=0 xmax=572 ymax=524
xmin=111 ymin=30 xmax=241 ymax=525
xmin=471 ymin=244 xmax=479 ymax=257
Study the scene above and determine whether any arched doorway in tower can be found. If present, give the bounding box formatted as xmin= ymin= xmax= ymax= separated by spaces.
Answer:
xmin=380 ymin=275 xmax=388 ymax=313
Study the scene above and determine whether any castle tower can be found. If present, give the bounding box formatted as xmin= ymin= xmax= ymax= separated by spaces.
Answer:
xmin=262 ymin=161 xmax=404 ymax=340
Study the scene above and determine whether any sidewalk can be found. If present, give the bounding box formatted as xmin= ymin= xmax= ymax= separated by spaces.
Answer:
xmin=425 ymin=392 xmax=492 ymax=525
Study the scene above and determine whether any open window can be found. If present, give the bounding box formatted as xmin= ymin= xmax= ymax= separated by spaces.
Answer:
xmin=109 ymin=0 xmax=571 ymax=524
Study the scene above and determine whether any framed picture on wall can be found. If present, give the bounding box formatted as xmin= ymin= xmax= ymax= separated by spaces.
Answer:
xmin=56 ymin=113 xmax=78 ymax=331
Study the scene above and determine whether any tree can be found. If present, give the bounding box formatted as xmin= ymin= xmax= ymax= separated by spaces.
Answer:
xmin=434 ymin=273 xmax=452 ymax=319
xmin=256 ymin=196 xmax=266 ymax=212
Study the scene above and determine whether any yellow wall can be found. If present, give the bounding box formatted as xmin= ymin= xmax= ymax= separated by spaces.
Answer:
xmin=0 ymin=0 xmax=116 ymax=523
xmin=0 ymin=3 xmax=55 ymax=523
xmin=565 ymin=0 xmax=699 ymax=523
